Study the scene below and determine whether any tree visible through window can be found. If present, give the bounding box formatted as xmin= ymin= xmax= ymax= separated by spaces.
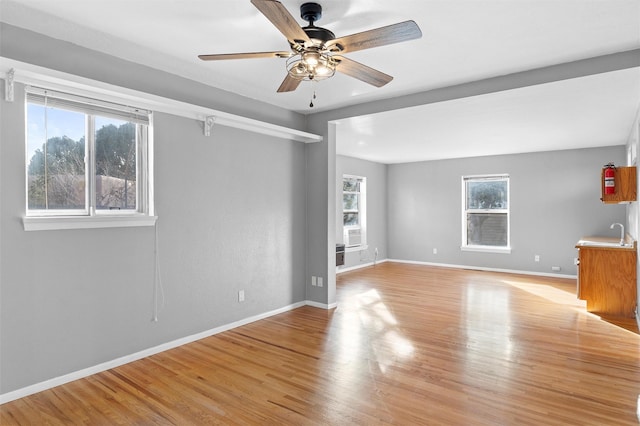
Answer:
xmin=26 ymin=89 xmax=151 ymax=216
xmin=462 ymin=175 xmax=510 ymax=251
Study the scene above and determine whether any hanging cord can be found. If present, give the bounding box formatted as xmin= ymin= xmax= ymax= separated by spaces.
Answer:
xmin=152 ymin=219 xmax=166 ymax=322
xmin=309 ymin=81 xmax=318 ymax=108
xmin=309 ymin=90 xmax=317 ymax=108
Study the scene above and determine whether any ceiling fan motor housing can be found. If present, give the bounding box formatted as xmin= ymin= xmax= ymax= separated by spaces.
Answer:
xmin=300 ymin=3 xmax=335 ymax=45
xmin=300 ymin=2 xmax=322 ymax=23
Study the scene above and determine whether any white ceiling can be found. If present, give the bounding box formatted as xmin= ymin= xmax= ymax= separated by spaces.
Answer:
xmin=337 ymin=68 xmax=640 ymax=163
xmin=2 ymin=0 xmax=640 ymax=163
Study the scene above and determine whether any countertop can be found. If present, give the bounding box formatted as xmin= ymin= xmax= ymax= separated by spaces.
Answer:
xmin=575 ymin=234 xmax=637 ymax=251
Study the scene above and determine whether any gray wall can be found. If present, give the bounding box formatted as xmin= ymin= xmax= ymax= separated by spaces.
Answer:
xmin=1 ymin=84 xmax=307 ymax=398
xmin=387 ymin=147 xmax=627 ymax=275
xmin=304 ymin=120 xmax=334 ymax=306
xmin=1 ymin=23 xmax=311 ymax=395
xmin=336 ymin=155 xmax=388 ymax=269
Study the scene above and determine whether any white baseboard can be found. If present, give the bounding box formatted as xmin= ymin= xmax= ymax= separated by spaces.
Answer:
xmin=387 ymin=259 xmax=577 ymax=279
xmin=336 ymin=258 xmax=388 ymax=274
xmin=0 ymin=299 xmax=327 ymax=405
xmin=305 ymin=300 xmax=338 ymax=310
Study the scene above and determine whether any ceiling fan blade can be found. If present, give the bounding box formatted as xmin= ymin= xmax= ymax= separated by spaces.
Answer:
xmin=277 ymin=74 xmax=302 ymax=92
xmin=251 ymin=0 xmax=311 ymax=45
xmin=199 ymin=51 xmax=292 ymax=61
xmin=334 ymin=56 xmax=393 ymax=88
xmin=327 ymin=20 xmax=421 ymax=54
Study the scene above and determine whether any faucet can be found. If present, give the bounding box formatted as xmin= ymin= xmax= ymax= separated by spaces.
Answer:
xmin=610 ymin=223 xmax=625 ymax=245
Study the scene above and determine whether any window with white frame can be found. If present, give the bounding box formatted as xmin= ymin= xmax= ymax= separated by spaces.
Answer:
xmin=25 ymin=88 xmax=154 ymax=229
xmin=342 ymin=175 xmax=366 ymax=248
xmin=462 ymin=174 xmax=510 ymax=253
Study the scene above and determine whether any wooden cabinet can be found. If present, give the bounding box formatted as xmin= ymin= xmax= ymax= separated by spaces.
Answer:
xmin=601 ymin=166 xmax=637 ymax=203
xmin=576 ymin=242 xmax=637 ymax=318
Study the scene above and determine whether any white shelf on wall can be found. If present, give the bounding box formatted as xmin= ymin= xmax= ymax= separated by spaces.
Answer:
xmin=0 ymin=58 xmax=322 ymax=144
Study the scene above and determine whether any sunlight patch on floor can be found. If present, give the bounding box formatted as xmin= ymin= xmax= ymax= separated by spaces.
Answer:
xmin=501 ymin=279 xmax=584 ymax=306
xmin=464 ymin=285 xmax=514 ymax=363
xmin=355 ymin=289 xmax=415 ymax=373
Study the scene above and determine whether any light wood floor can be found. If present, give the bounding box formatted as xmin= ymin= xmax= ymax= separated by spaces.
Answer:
xmin=2 ymin=262 xmax=639 ymax=425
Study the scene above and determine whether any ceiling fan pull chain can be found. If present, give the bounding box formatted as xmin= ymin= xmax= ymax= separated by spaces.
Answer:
xmin=309 ymin=87 xmax=317 ymax=108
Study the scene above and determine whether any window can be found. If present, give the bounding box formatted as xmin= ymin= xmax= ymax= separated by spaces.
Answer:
xmin=24 ymin=88 xmax=155 ymax=230
xmin=343 ymin=175 xmax=366 ymax=248
xmin=462 ymin=174 xmax=510 ymax=253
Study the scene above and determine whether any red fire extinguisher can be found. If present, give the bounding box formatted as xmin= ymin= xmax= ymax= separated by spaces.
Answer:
xmin=604 ymin=162 xmax=616 ymax=195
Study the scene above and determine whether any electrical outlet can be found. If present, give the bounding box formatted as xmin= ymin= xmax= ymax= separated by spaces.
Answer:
xmin=311 ymin=276 xmax=317 ymax=286
xmin=534 ymin=255 xmax=540 ymax=262
xmin=238 ymin=290 xmax=245 ymax=302
xmin=433 ymin=248 xmax=438 ymax=254
xmin=317 ymin=277 xmax=323 ymax=287
xmin=551 ymin=266 xmax=561 ymax=272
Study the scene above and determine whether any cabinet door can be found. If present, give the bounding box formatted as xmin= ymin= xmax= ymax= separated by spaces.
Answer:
xmin=577 ymin=248 xmax=595 ymax=303
xmin=578 ymin=247 xmax=637 ymax=317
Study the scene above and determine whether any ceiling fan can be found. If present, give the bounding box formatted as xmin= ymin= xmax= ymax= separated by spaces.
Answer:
xmin=198 ymin=0 xmax=422 ymax=94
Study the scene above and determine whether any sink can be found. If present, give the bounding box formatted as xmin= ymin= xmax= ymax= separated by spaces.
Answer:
xmin=577 ymin=240 xmax=633 ymax=248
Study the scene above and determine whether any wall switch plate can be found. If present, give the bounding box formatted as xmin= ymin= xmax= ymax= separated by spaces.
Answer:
xmin=238 ymin=290 xmax=245 ymax=302
xmin=318 ymin=277 xmax=323 ymax=287
xmin=311 ymin=276 xmax=317 ymax=286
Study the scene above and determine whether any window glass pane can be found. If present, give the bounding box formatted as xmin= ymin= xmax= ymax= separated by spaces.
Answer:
xmin=95 ymin=117 xmax=137 ymax=210
xmin=343 ymin=178 xmax=360 ymax=192
xmin=27 ymin=104 xmax=86 ymax=210
xmin=343 ymin=194 xmax=359 ymax=211
xmin=466 ymin=179 xmax=508 ymax=209
xmin=466 ymin=213 xmax=507 ymax=246
xmin=344 ymin=212 xmax=359 ymax=227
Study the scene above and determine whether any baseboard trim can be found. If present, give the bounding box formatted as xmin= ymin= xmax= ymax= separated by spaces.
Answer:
xmin=336 ymin=258 xmax=388 ymax=274
xmin=305 ymin=300 xmax=338 ymax=310
xmin=0 ymin=300 xmax=323 ymax=405
xmin=387 ymin=259 xmax=577 ymax=279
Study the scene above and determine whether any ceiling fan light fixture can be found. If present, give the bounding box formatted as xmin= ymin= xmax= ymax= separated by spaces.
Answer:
xmin=286 ymin=51 xmax=336 ymax=81
xmin=304 ymin=51 xmax=320 ymax=66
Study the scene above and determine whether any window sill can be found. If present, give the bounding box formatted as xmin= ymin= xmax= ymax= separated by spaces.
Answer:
xmin=461 ymin=245 xmax=511 ymax=254
xmin=23 ymin=215 xmax=158 ymax=231
xmin=345 ymin=245 xmax=368 ymax=253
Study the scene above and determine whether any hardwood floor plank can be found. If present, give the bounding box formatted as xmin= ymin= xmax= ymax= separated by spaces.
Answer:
xmin=2 ymin=263 xmax=639 ymax=425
